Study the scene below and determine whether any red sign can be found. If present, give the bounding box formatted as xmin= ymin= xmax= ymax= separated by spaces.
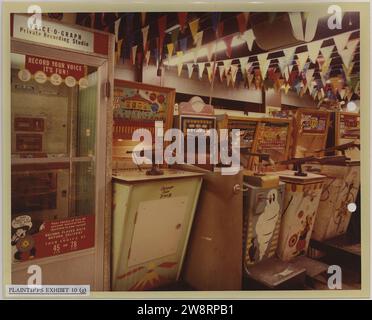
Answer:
xmin=25 ymin=55 xmax=86 ymax=80
xmin=12 ymin=215 xmax=95 ymax=262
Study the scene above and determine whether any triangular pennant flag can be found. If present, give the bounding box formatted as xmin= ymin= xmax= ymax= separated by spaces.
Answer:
xmin=218 ymin=65 xmax=225 ymax=82
xmin=346 ymin=39 xmax=359 ymax=55
xmin=177 ymin=12 xmax=187 ymax=33
xmin=198 ymin=62 xmax=205 ymax=79
xmin=343 ymin=61 xmax=354 ymax=78
xmin=230 ymin=65 xmax=238 ymax=87
xmin=283 ymin=83 xmax=290 ymax=94
xmin=187 ymin=63 xmax=194 ymax=78
xmin=223 ymin=59 xmax=232 ymax=74
xmin=145 ymin=50 xmax=150 ymax=66
xmin=158 ymin=15 xmax=167 ymax=58
xmin=239 ymin=57 xmax=248 ymax=79
xmin=333 ymin=32 xmax=351 ymax=54
xmin=289 ymin=63 xmax=294 ymax=73
xmin=143 ymin=40 xmax=149 ymax=54
xmin=307 ymin=40 xmax=322 ymax=63
xmin=339 ymin=88 xmax=346 ymax=99
xmin=257 ymin=53 xmax=269 ymax=78
xmin=305 ymin=68 xmax=315 ymax=86
xmin=115 ymin=39 xmax=123 ymax=63
xmin=167 ymin=43 xmax=174 ymax=58
xmin=278 ymin=56 xmax=287 ymax=75
xmin=194 ymin=31 xmax=203 ymax=48
xmin=206 ymin=63 xmax=215 ymax=83
xmin=236 ymin=12 xmax=249 ymax=34
xmin=131 ymin=45 xmax=138 ymax=65
xmin=177 ymin=51 xmax=183 ymax=76
xmin=114 ymin=18 xmax=121 ymax=42
xmin=284 ymin=67 xmax=290 ymax=81
xmin=303 ymin=61 xmax=311 ymax=73
xmin=247 ymin=72 xmax=254 ymax=87
xmin=242 ymin=29 xmax=255 ymax=51
xmin=179 ymin=37 xmax=187 ymax=52
xmin=141 ymin=25 xmax=149 ymax=48
xmin=211 ymin=12 xmax=221 ymax=34
xmin=217 ymin=21 xmax=224 ymax=38
xmin=226 ymin=73 xmax=232 ymax=87
xmin=239 ymin=57 xmax=248 ymax=70
xmin=206 ymin=42 xmax=215 ymax=62
xmin=320 ymin=45 xmax=334 ymax=63
xmin=141 ymin=13 xmax=146 ymax=27
xmin=189 ymin=19 xmax=199 ymax=41
xmin=296 ymin=51 xmax=309 ymax=71
xmin=283 ymin=46 xmax=296 ymax=65
xmin=339 ymin=46 xmax=354 ymax=68
xmin=224 ymin=35 xmax=234 ymax=58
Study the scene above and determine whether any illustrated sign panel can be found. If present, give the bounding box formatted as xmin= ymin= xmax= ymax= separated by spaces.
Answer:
xmin=11 ymin=214 xmax=95 ymax=262
xmin=300 ymin=112 xmax=328 ymax=134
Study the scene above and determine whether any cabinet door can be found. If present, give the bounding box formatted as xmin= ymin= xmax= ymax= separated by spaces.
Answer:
xmin=182 ymin=171 xmax=243 ymax=290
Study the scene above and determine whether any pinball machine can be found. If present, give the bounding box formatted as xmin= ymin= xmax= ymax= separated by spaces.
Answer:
xmin=110 ymin=81 xmax=203 ymax=291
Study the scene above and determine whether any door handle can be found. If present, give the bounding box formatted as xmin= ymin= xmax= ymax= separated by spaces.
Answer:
xmin=233 ymin=184 xmax=249 ymax=194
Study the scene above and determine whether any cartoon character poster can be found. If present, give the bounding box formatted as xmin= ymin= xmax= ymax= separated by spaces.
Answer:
xmin=244 ymin=183 xmax=285 ymax=266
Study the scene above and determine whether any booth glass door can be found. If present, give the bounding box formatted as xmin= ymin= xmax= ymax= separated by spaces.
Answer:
xmin=10 ymin=43 xmax=107 ymax=289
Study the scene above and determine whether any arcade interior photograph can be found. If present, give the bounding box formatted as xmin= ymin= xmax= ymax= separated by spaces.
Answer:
xmin=1 ymin=1 xmax=369 ymax=299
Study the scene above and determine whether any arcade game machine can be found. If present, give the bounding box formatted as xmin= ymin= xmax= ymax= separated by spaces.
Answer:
xmin=308 ymin=140 xmax=361 ymax=283
xmin=173 ymin=96 xmax=217 ymax=170
xmin=241 ymin=118 xmax=314 ymax=289
xmin=180 ymin=99 xmax=245 ymax=291
xmin=110 ymin=81 xmax=203 ymax=291
xmin=9 ymin=14 xmax=114 ymax=289
xmin=291 ymin=108 xmax=331 ymax=158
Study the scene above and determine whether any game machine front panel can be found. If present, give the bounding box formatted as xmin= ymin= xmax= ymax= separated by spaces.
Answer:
xmin=111 ymin=81 xmax=204 ymax=291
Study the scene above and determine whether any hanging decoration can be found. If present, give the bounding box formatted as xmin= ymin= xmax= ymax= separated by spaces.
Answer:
xmin=167 ymin=43 xmax=174 ymax=58
xmin=224 ymin=35 xmax=234 ymax=58
xmin=257 ymin=53 xmax=269 ymax=79
xmin=158 ymin=15 xmax=167 ymax=58
xmin=179 ymin=37 xmax=188 ymax=53
xmin=141 ymin=12 xmax=146 ymax=27
xmin=236 ymin=12 xmax=250 ymax=34
xmin=131 ymin=45 xmax=138 ymax=65
xmin=242 ymin=29 xmax=255 ymax=51
xmin=177 ymin=51 xmax=184 ymax=76
xmin=230 ymin=64 xmax=239 ymax=87
xmin=206 ymin=62 xmax=215 ymax=83
xmin=198 ymin=62 xmax=206 ymax=79
xmin=178 ymin=12 xmax=188 ymax=33
xmin=194 ymin=31 xmax=204 ymax=48
xmin=187 ymin=63 xmax=194 ymax=78
xmin=307 ymin=40 xmax=322 ymax=63
xmin=218 ymin=65 xmax=225 ymax=82
xmin=142 ymin=25 xmax=149 ymax=49
xmin=189 ymin=19 xmax=200 ymax=42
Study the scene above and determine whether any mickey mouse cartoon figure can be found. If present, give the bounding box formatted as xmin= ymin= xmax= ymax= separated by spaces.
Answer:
xmin=11 ymin=215 xmax=37 ymax=261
